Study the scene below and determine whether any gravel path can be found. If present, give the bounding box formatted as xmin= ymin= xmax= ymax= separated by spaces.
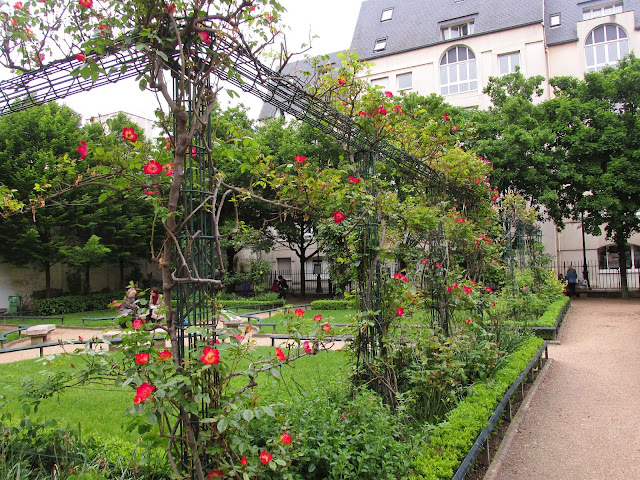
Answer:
xmin=490 ymin=297 xmax=640 ymax=480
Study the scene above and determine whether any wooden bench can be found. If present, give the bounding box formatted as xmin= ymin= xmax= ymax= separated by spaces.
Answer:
xmin=25 ymin=324 xmax=56 ymax=345
xmin=81 ymin=316 xmax=115 ymax=326
xmin=268 ymin=333 xmax=352 ymax=347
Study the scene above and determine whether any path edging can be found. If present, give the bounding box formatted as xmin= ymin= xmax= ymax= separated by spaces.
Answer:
xmin=482 ymin=357 xmax=555 ymax=480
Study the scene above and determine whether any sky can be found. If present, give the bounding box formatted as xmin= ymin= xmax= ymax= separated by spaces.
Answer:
xmin=60 ymin=0 xmax=364 ymax=128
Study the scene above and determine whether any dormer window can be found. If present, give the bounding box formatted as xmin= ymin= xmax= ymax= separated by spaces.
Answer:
xmin=374 ymin=37 xmax=387 ymax=52
xmin=583 ymin=2 xmax=623 ymax=20
xmin=441 ymin=21 xmax=475 ymax=41
xmin=550 ymin=13 xmax=561 ymax=27
xmin=381 ymin=8 xmax=393 ymax=22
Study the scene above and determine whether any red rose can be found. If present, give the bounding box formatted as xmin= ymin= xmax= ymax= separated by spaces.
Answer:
xmin=259 ymin=450 xmax=272 ymax=464
xmin=275 ymin=347 xmax=286 ymax=361
xmin=294 ymin=155 xmax=306 ymax=163
xmin=77 ymin=140 xmax=88 ymax=159
xmin=304 ymin=341 xmax=312 ymax=354
xmin=143 ymin=160 xmax=163 ymax=175
xmin=396 ymin=307 xmax=404 ymax=316
xmin=134 ymin=352 xmax=150 ymax=365
xmin=333 ymin=211 xmax=346 ymax=223
xmin=158 ymin=349 xmax=172 ymax=361
xmin=122 ymin=127 xmax=138 ymax=142
xmin=313 ymin=314 xmax=322 ymax=322
xmin=280 ymin=432 xmax=292 ymax=444
xmin=75 ymin=53 xmax=86 ymax=62
xmin=200 ymin=346 xmax=220 ymax=365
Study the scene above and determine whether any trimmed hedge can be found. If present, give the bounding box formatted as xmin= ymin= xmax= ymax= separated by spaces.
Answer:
xmin=407 ymin=336 xmax=545 ymax=480
xmin=34 ymin=293 xmax=118 ymax=315
xmin=534 ymin=296 xmax=570 ymax=327
xmin=221 ymin=299 xmax=284 ymax=308
xmin=310 ymin=299 xmax=358 ymax=310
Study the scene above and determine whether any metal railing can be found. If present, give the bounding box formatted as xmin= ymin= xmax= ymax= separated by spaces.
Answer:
xmin=549 ymin=261 xmax=640 ymax=290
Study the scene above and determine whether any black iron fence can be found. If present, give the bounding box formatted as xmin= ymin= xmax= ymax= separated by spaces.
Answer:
xmin=229 ymin=271 xmax=335 ymax=297
xmin=549 ymin=261 xmax=639 ymax=290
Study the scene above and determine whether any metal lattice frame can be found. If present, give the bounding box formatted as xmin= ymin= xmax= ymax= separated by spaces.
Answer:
xmin=0 ymin=30 xmax=447 ymax=411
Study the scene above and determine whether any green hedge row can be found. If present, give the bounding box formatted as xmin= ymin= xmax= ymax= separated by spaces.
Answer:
xmin=407 ymin=335 xmax=545 ymax=480
xmin=310 ymin=299 xmax=358 ymax=310
xmin=34 ymin=293 xmax=118 ymax=315
xmin=534 ymin=296 xmax=570 ymax=327
xmin=221 ymin=299 xmax=284 ymax=308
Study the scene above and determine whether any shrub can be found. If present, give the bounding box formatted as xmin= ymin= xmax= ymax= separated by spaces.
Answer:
xmin=407 ymin=336 xmax=545 ymax=479
xmin=535 ymin=296 xmax=570 ymax=327
xmin=0 ymin=418 xmax=169 ymax=479
xmin=249 ymin=383 xmax=411 ymax=479
xmin=310 ymin=299 xmax=357 ymax=310
xmin=34 ymin=293 xmax=117 ymax=315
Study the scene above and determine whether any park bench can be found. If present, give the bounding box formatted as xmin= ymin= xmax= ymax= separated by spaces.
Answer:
xmin=102 ymin=328 xmax=168 ymax=351
xmin=268 ymin=333 xmax=352 ymax=347
xmin=81 ymin=316 xmax=115 ymax=326
xmin=0 ymin=324 xmax=30 ymax=348
xmin=25 ymin=324 xmax=56 ymax=345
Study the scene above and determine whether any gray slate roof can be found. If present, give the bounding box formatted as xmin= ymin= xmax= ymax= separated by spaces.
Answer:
xmin=350 ymin=0 xmax=543 ymax=60
xmin=545 ymin=0 xmax=640 ymax=46
xmin=350 ymin=0 xmax=640 ymax=58
xmin=257 ymin=51 xmax=345 ymax=121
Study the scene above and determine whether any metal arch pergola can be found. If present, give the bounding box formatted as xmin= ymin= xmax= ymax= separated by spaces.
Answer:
xmin=0 ymin=29 xmax=444 ymax=406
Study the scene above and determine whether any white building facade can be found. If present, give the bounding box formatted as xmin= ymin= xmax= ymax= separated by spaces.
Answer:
xmin=348 ymin=0 xmax=640 ymax=290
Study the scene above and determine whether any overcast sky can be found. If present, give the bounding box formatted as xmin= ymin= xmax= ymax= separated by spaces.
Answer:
xmin=60 ymin=0 xmax=363 ymax=127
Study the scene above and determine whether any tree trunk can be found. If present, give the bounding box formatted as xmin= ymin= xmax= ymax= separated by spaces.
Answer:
xmin=85 ymin=265 xmax=91 ymax=294
xmin=44 ymin=261 xmax=52 ymax=298
xmin=617 ymin=238 xmax=629 ymax=298
xmin=119 ymin=259 xmax=125 ymax=289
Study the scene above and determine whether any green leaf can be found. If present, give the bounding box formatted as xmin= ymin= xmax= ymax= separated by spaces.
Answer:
xmin=217 ymin=417 xmax=229 ymax=433
xmin=241 ymin=409 xmax=254 ymax=422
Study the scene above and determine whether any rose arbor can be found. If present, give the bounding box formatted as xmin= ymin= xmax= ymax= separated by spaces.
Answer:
xmin=0 ymin=1 xmax=451 ymax=475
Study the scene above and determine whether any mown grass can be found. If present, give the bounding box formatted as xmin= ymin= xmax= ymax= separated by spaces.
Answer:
xmin=0 ymin=346 xmax=349 ymax=441
xmin=0 ymin=309 xmax=117 ymax=328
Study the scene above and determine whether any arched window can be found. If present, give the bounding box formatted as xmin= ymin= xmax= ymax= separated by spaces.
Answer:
xmin=440 ymin=46 xmax=477 ymax=96
xmin=598 ymin=244 xmax=640 ymax=270
xmin=585 ymin=24 xmax=629 ymax=72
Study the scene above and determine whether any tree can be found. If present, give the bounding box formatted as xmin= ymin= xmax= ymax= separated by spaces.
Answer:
xmin=62 ymin=234 xmax=111 ymax=293
xmin=255 ymin=118 xmax=345 ymax=295
xmin=471 ymin=71 xmax=567 ymax=223
xmin=547 ymin=55 xmax=640 ymax=296
xmin=0 ymin=103 xmax=82 ymax=295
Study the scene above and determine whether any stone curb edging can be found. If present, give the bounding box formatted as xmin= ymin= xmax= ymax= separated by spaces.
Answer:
xmin=482 ymin=357 xmax=555 ymax=480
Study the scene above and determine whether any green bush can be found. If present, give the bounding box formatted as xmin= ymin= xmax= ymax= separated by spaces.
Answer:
xmin=34 ymin=293 xmax=118 ymax=315
xmin=535 ymin=296 xmax=570 ymax=327
xmin=221 ymin=299 xmax=284 ymax=308
xmin=249 ymin=383 xmax=411 ymax=479
xmin=310 ymin=299 xmax=357 ymax=310
xmin=0 ymin=419 xmax=170 ymax=479
xmin=218 ymin=291 xmax=280 ymax=302
xmin=407 ymin=336 xmax=545 ymax=479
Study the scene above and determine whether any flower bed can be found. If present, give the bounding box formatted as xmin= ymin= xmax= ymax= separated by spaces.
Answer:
xmin=407 ymin=336 xmax=545 ymax=480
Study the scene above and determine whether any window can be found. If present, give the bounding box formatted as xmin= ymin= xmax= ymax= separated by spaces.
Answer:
xmin=371 ymin=76 xmax=389 ymax=89
xmin=441 ymin=21 xmax=474 ymax=41
xmin=440 ymin=46 xmax=477 ymax=95
xmin=585 ymin=24 xmax=628 ymax=72
xmin=374 ymin=37 xmax=387 ymax=52
xmin=598 ymin=245 xmax=640 ymax=270
xmin=397 ymin=72 xmax=412 ymax=90
xmin=381 ymin=8 xmax=393 ymax=22
xmin=498 ymin=52 xmax=520 ymax=75
xmin=549 ymin=13 xmax=561 ymax=27
xmin=583 ymin=2 xmax=623 ymax=20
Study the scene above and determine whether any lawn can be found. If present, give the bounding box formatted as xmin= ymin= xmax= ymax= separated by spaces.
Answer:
xmin=0 ymin=309 xmax=117 ymax=327
xmin=0 ymin=346 xmax=349 ymax=440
